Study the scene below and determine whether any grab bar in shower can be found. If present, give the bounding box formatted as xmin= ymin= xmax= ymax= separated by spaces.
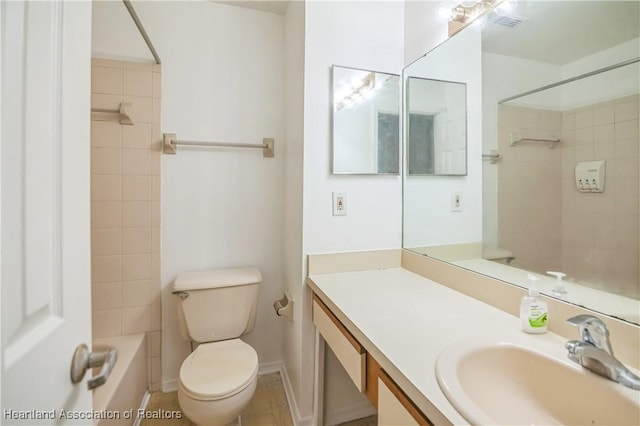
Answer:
xmin=482 ymin=149 xmax=502 ymax=164
xmin=163 ymin=133 xmax=275 ymax=157
xmin=91 ymin=102 xmax=134 ymax=125
xmin=510 ymin=134 xmax=560 ymax=148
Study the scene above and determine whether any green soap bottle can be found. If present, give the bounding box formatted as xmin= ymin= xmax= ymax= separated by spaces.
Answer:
xmin=520 ymin=274 xmax=548 ymax=334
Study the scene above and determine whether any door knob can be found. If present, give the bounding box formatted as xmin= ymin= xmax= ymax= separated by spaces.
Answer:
xmin=70 ymin=343 xmax=118 ymax=390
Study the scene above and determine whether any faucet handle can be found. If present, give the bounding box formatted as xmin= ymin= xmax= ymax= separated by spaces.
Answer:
xmin=566 ymin=315 xmax=613 ymax=356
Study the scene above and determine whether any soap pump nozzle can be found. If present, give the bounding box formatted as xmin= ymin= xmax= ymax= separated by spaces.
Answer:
xmin=527 ymin=274 xmax=540 ymax=296
xmin=547 ymin=271 xmax=567 ymax=296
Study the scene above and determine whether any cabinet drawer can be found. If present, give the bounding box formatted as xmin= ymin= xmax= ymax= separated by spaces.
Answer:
xmin=312 ymin=296 xmax=366 ymax=391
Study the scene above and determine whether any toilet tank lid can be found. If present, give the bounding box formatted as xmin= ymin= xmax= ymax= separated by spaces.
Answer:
xmin=173 ymin=267 xmax=262 ymax=291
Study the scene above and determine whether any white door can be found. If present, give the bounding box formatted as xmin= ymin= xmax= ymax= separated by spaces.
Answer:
xmin=1 ymin=0 xmax=94 ymax=421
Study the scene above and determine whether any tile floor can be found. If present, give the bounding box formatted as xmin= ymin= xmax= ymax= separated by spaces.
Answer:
xmin=141 ymin=373 xmax=291 ymax=426
xmin=337 ymin=415 xmax=377 ymax=426
xmin=141 ymin=372 xmax=377 ymax=426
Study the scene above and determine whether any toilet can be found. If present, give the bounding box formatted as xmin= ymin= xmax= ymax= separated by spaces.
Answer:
xmin=173 ymin=267 xmax=262 ymax=425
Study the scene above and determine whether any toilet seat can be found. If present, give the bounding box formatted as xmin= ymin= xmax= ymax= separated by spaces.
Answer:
xmin=179 ymin=339 xmax=258 ymax=401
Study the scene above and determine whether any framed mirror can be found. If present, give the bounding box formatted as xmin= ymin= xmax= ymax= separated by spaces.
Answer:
xmin=332 ymin=65 xmax=400 ymax=174
xmin=407 ymin=77 xmax=467 ymax=175
xmin=403 ymin=1 xmax=640 ymax=324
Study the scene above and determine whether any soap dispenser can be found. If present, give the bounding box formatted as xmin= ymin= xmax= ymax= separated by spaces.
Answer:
xmin=547 ymin=271 xmax=567 ymax=297
xmin=520 ymin=274 xmax=548 ymax=334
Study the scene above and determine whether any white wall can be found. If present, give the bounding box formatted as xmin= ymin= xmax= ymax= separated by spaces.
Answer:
xmin=92 ymin=0 xmax=286 ymax=390
xmin=303 ymin=1 xmax=404 ymax=255
xmin=404 ymin=0 xmax=449 ymax=65
xmin=302 ymin=1 xmax=405 ymax=422
xmin=282 ymin=0 xmax=307 ymax=423
xmin=403 ymin=27 xmax=483 ymax=248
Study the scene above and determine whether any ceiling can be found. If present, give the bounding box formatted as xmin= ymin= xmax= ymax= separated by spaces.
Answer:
xmin=213 ymin=0 xmax=289 ymax=15
xmin=482 ymin=1 xmax=640 ymax=65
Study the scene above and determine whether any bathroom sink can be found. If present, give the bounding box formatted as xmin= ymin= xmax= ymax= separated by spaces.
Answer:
xmin=435 ymin=339 xmax=640 ymax=425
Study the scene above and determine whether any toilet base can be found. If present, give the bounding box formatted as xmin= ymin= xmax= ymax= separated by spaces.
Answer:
xmin=178 ymin=378 xmax=257 ymax=426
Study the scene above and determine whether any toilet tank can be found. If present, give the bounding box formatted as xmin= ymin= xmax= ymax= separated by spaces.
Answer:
xmin=173 ymin=267 xmax=261 ymax=343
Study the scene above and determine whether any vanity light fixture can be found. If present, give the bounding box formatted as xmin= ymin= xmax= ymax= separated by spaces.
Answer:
xmin=445 ymin=0 xmax=514 ymax=35
xmin=334 ymin=72 xmax=376 ymax=111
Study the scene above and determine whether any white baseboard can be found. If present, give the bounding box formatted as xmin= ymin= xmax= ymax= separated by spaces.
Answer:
xmin=261 ymin=361 xmax=315 ymax=426
xmin=324 ymin=401 xmax=376 ymax=426
xmin=133 ymin=391 xmax=151 ymax=426
xmin=161 ymin=378 xmax=179 ymax=393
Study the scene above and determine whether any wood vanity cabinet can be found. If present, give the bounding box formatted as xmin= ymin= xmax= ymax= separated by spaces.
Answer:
xmin=378 ymin=369 xmax=433 ymax=426
xmin=311 ymin=293 xmax=433 ymax=426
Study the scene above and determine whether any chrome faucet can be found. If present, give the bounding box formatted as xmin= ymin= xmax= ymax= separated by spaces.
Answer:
xmin=565 ymin=315 xmax=640 ymax=390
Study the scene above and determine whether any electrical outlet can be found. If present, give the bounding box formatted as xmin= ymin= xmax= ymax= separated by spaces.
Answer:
xmin=451 ymin=192 xmax=463 ymax=212
xmin=332 ymin=192 xmax=347 ymax=216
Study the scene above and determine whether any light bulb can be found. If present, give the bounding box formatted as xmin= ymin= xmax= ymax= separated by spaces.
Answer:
xmin=437 ymin=1 xmax=457 ymax=20
xmin=495 ymin=0 xmax=518 ymax=16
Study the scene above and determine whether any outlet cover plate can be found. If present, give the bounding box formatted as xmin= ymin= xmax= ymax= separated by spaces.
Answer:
xmin=333 ymin=192 xmax=347 ymax=216
xmin=451 ymin=192 xmax=463 ymax=212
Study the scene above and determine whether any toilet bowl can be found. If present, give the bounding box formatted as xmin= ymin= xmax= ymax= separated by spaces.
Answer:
xmin=178 ymin=339 xmax=259 ymax=425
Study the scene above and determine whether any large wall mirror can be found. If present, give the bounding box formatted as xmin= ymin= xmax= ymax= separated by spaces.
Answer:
xmin=332 ymin=65 xmax=400 ymax=174
xmin=403 ymin=1 xmax=640 ymax=325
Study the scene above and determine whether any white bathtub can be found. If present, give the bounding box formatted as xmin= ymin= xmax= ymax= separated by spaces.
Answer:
xmin=93 ymin=334 xmax=148 ymax=425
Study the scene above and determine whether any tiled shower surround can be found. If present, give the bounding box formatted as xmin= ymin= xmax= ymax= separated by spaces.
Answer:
xmin=90 ymin=58 xmax=162 ymax=390
xmin=498 ymin=94 xmax=639 ymax=299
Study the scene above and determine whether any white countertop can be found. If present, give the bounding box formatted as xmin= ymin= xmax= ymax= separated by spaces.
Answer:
xmin=307 ymin=267 xmax=588 ymax=425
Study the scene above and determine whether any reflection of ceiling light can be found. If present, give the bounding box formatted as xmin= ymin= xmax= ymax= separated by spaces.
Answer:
xmin=495 ymin=0 xmax=517 ymax=15
xmin=335 ymin=72 xmax=376 ymax=111
xmin=445 ymin=0 xmax=512 ymax=35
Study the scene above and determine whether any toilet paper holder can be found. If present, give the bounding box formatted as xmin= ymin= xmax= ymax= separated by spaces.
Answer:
xmin=273 ymin=292 xmax=294 ymax=321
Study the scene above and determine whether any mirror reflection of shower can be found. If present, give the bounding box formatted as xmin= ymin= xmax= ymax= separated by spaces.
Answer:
xmin=494 ymin=59 xmax=640 ymax=300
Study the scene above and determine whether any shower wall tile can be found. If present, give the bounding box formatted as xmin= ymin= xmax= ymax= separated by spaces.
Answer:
xmin=92 ymin=122 xmax=122 ymax=148
xmin=122 ymin=175 xmax=152 ymax=201
xmin=122 ymin=280 xmax=153 ymax=307
xmin=150 ymin=303 xmax=161 ymax=331
xmin=93 ymin=309 xmax=122 ymax=338
xmin=123 ymin=149 xmax=153 ymax=175
xmin=92 ymin=93 xmax=122 ymax=111
xmin=122 ymin=306 xmax=152 ymax=334
xmin=124 ymin=69 xmax=153 ymax=97
xmin=124 ymin=61 xmax=154 ymax=71
xmin=615 ymin=98 xmax=639 ymax=122
xmin=152 ymin=98 xmax=161 ymax=124
xmin=147 ymin=330 xmax=161 ymax=358
xmin=91 ymin=147 xmax=123 ymax=175
xmin=122 ymin=201 xmax=152 ymax=228
xmin=92 ymin=202 xmax=122 ymax=229
xmin=92 ymin=229 xmax=122 ymax=256
xmin=92 ymin=283 xmax=123 ymax=311
xmin=122 ymin=228 xmax=152 ymax=254
xmin=92 ymin=66 xmax=123 ymax=95
xmin=123 ymin=95 xmax=153 ymax=123
xmin=92 ymin=255 xmax=122 ymax=283
xmin=92 ymin=176 xmax=122 ymax=202
xmin=122 ymin=254 xmax=152 ymax=281
xmin=123 ymin=123 xmax=153 ymax=149
xmin=497 ymin=105 xmax=563 ymax=275
xmin=560 ymin=94 xmax=639 ymax=299
xmin=91 ymin=59 xmax=162 ymax=389
xmin=152 ymin=73 xmax=161 ymax=99
xmin=594 ymin=101 xmax=615 ymax=126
